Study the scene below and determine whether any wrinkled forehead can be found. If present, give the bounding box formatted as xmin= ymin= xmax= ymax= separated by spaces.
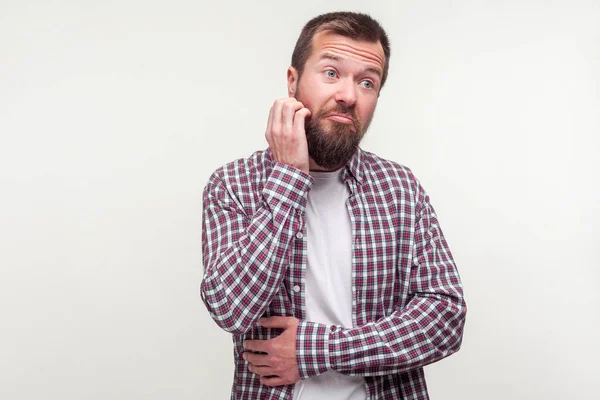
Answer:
xmin=309 ymin=29 xmax=386 ymax=70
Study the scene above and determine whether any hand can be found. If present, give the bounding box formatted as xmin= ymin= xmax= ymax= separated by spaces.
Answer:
xmin=243 ymin=316 xmax=301 ymax=387
xmin=265 ymin=98 xmax=312 ymax=174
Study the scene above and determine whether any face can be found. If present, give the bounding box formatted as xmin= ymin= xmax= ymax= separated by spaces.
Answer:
xmin=288 ymin=30 xmax=385 ymax=170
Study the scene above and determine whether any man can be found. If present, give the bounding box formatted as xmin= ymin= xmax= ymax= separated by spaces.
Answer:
xmin=201 ymin=11 xmax=466 ymax=400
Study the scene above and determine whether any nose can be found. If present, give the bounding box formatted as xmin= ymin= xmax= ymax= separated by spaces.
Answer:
xmin=334 ymin=78 xmax=357 ymax=108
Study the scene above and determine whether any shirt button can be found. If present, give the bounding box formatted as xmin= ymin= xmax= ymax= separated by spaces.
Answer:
xmin=330 ymin=325 xmax=337 ymax=332
xmin=292 ymin=285 xmax=300 ymax=293
xmin=296 ymin=232 xmax=304 ymax=239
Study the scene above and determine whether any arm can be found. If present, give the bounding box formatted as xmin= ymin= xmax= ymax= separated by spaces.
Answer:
xmin=200 ymin=164 xmax=312 ymax=335
xmin=296 ymin=185 xmax=467 ymax=378
xmin=201 ymin=97 xmax=312 ymax=335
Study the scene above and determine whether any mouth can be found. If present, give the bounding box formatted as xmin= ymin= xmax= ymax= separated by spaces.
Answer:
xmin=326 ymin=114 xmax=354 ymax=125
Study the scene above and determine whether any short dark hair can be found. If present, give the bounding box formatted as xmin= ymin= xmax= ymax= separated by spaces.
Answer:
xmin=291 ymin=11 xmax=391 ymax=88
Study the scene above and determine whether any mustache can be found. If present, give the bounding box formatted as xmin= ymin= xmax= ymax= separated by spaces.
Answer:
xmin=307 ymin=104 xmax=361 ymax=131
xmin=317 ymin=104 xmax=356 ymax=119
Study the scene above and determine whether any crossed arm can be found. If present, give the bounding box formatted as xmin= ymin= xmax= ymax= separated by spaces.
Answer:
xmin=201 ymin=164 xmax=466 ymax=386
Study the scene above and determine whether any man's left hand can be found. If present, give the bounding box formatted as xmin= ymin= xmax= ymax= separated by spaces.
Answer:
xmin=243 ymin=316 xmax=300 ymax=387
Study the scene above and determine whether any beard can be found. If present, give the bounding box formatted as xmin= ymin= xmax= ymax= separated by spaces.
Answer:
xmin=296 ymin=90 xmax=371 ymax=170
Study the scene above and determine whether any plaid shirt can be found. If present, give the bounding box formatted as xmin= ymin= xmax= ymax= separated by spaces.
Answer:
xmin=201 ymin=148 xmax=466 ymax=399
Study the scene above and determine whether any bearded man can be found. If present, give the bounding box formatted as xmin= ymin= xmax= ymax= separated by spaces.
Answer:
xmin=201 ymin=11 xmax=466 ymax=400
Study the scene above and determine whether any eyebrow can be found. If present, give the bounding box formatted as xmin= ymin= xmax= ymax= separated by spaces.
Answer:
xmin=318 ymin=52 xmax=383 ymax=79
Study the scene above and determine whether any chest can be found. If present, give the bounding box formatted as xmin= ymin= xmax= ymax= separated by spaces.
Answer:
xmin=280 ymin=181 xmax=416 ymax=325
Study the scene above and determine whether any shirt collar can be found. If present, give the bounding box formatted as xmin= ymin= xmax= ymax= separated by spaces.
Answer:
xmin=340 ymin=147 xmax=365 ymax=185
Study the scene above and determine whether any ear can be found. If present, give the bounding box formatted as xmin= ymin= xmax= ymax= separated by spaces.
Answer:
xmin=287 ymin=66 xmax=299 ymax=97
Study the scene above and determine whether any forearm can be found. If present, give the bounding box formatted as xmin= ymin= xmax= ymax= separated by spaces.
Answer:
xmin=297 ymin=289 xmax=466 ymax=378
xmin=201 ymin=207 xmax=297 ymax=334
xmin=201 ymin=163 xmax=312 ymax=335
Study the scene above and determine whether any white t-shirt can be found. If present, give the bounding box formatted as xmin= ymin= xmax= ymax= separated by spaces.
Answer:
xmin=292 ymin=169 xmax=367 ymax=400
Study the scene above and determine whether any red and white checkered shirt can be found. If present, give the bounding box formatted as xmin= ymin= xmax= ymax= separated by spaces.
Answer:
xmin=201 ymin=147 xmax=466 ymax=399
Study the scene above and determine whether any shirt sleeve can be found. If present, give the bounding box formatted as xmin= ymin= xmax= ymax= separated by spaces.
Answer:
xmin=201 ymin=162 xmax=313 ymax=335
xmin=296 ymin=185 xmax=466 ymax=378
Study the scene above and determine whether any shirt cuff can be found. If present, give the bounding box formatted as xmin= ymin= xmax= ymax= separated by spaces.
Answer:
xmin=263 ymin=163 xmax=313 ymax=210
xmin=296 ymin=320 xmax=339 ymax=379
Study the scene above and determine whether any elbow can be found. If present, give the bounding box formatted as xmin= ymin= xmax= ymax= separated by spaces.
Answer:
xmin=446 ymin=295 xmax=467 ymax=355
xmin=207 ymin=309 xmax=255 ymax=336
xmin=429 ymin=293 xmax=467 ymax=359
xmin=200 ymin=281 xmax=255 ymax=336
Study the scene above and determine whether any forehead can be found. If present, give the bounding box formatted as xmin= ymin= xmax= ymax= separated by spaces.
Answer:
xmin=308 ymin=30 xmax=385 ymax=70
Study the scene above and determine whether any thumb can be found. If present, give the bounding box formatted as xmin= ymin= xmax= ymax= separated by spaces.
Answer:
xmin=259 ymin=316 xmax=293 ymax=329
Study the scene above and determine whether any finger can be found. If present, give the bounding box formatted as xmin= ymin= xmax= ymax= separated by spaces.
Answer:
xmin=292 ymin=108 xmax=311 ymax=137
xmin=260 ymin=376 xmax=289 ymax=387
xmin=243 ymin=352 xmax=270 ymax=366
xmin=259 ymin=316 xmax=294 ymax=329
xmin=248 ymin=364 xmax=276 ymax=377
xmin=265 ymin=104 xmax=274 ymax=141
xmin=270 ymin=99 xmax=286 ymax=138
xmin=243 ymin=339 xmax=267 ymax=353
xmin=282 ymin=100 xmax=304 ymax=136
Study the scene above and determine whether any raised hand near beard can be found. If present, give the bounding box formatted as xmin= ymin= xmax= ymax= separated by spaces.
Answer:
xmin=265 ymin=98 xmax=312 ymax=174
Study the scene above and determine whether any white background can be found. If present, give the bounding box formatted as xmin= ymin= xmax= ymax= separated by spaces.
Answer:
xmin=1 ymin=0 xmax=598 ymax=399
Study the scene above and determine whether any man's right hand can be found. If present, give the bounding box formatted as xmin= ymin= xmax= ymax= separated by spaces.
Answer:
xmin=265 ymin=98 xmax=312 ymax=174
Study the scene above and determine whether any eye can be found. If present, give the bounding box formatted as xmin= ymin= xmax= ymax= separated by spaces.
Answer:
xmin=325 ymin=69 xmax=338 ymax=78
xmin=361 ymin=80 xmax=374 ymax=89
